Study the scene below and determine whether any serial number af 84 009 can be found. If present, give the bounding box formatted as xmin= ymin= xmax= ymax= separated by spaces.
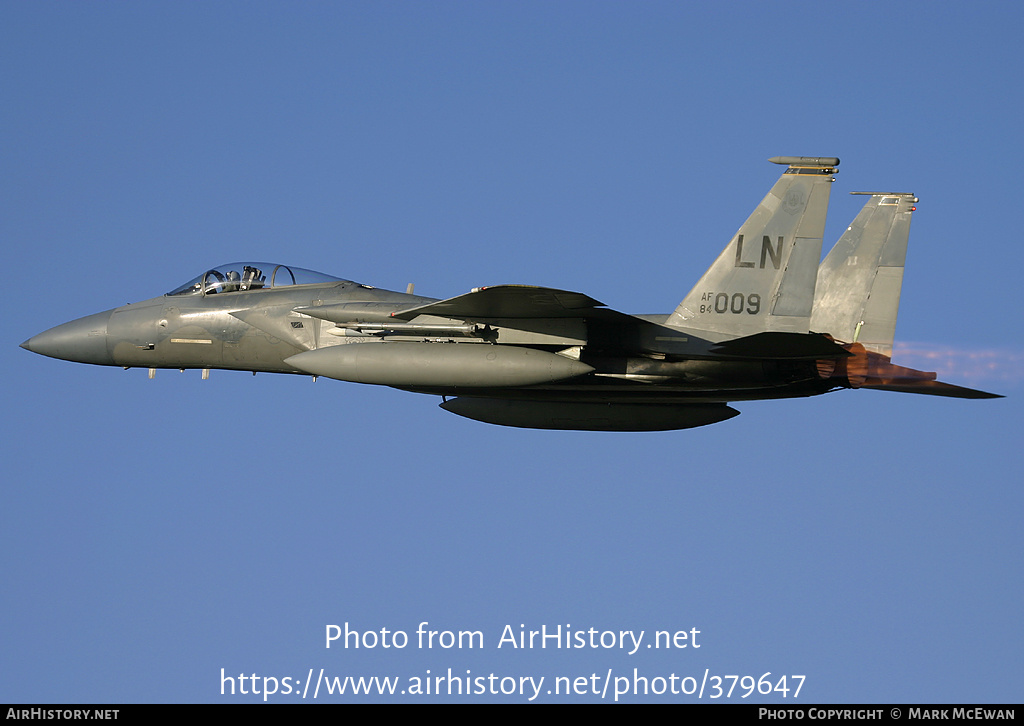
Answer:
xmin=697 ymin=292 xmax=762 ymax=315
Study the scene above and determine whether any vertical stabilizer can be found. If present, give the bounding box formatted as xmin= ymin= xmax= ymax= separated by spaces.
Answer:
xmin=810 ymin=192 xmax=917 ymax=357
xmin=667 ymin=156 xmax=838 ymax=338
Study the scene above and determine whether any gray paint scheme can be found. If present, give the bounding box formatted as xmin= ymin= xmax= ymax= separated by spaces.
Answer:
xmin=668 ymin=156 xmax=836 ymax=336
xmin=20 ymin=159 xmax=1000 ymax=431
xmin=810 ymin=192 xmax=916 ymax=357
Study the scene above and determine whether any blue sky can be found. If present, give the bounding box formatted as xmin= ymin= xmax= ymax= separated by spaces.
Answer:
xmin=2 ymin=2 xmax=1021 ymax=703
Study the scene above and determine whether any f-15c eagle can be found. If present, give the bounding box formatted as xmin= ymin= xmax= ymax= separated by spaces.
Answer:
xmin=21 ymin=157 xmax=1000 ymax=431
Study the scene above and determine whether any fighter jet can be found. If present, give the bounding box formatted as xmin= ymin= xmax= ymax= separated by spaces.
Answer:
xmin=20 ymin=157 xmax=1000 ymax=431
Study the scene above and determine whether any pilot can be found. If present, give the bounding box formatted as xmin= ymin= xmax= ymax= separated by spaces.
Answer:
xmin=225 ymin=270 xmax=241 ymax=293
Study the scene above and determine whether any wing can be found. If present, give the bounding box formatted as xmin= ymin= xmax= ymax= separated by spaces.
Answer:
xmin=389 ymin=284 xmax=607 ymax=320
xmin=387 ymin=284 xmax=648 ymax=350
xmin=388 ymin=284 xmax=852 ymax=361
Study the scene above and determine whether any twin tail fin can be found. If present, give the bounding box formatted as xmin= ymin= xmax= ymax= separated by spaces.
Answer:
xmin=667 ymin=156 xmax=838 ymax=339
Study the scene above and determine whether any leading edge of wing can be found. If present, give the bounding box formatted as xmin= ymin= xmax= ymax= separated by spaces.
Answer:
xmin=390 ymin=285 xmax=608 ymax=320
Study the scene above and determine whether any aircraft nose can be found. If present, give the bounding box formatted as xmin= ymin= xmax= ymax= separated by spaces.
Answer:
xmin=21 ymin=310 xmax=114 ymax=365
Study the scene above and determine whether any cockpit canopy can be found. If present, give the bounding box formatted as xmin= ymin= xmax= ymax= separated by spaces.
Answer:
xmin=167 ymin=263 xmax=348 ymax=296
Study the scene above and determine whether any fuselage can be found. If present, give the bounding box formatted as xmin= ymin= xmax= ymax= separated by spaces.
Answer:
xmin=22 ymin=262 xmax=842 ymax=405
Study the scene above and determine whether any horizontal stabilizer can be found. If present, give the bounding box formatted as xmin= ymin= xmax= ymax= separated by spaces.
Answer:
xmin=831 ymin=343 xmax=1003 ymax=399
xmin=711 ymin=332 xmax=851 ymax=360
xmin=861 ymin=380 xmax=1004 ymax=399
xmin=392 ymin=285 xmax=605 ymax=320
